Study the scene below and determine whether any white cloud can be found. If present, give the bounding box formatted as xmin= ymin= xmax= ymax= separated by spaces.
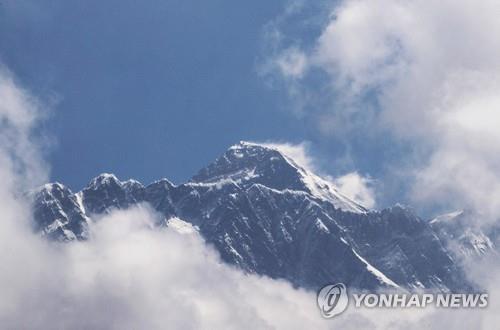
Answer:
xmin=0 ymin=65 xmax=49 ymax=190
xmin=1 ymin=206 xmax=331 ymax=329
xmin=275 ymin=47 xmax=308 ymax=78
xmin=267 ymin=0 xmax=500 ymax=221
xmin=333 ymin=172 xmax=375 ymax=208
xmin=260 ymin=141 xmax=315 ymax=170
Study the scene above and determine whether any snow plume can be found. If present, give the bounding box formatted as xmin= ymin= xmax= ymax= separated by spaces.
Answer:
xmin=260 ymin=141 xmax=376 ymax=208
xmin=333 ymin=172 xmax=375 ymax=209
xmin=260 ymin=141 xmax=316 ymax=171
xmin=264 ymin=0 xmax=500 ymax=222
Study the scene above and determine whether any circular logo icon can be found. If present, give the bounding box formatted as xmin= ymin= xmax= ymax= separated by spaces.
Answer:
xmin=317 ymin=283 xmax=349 ymax=318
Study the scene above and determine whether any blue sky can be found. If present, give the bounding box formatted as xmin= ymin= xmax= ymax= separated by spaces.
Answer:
xmin=0 ymin=0 xmax=313 ymax=187
xmin=3 ymin=0 xmax=500 ymax=217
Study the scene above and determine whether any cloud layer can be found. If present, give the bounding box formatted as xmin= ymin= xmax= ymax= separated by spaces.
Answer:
xmin=1 ymin=206 xmax=333 ymax=329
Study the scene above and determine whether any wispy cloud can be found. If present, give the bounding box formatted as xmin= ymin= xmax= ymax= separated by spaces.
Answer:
xmin=333 ymin=172 xmax=375 ymax=208
xmin=0 ymin=65 xmax=49 ymax=190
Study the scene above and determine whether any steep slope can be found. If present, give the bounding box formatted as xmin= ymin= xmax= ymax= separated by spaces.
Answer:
xmin=30 ymin=183 xmax=90 ymax=241
xmin=28 ymin=141 xmax=471 ymax=292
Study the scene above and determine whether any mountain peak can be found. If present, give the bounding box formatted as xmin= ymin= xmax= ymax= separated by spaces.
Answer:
xmin=231 ymin=140 xmax=265 ymax=148
xmin=86 ymin=173 xmax=121 ymax=190
xmin=228 ymin=141 xmax=300 ymax=164
xmin=40 ymin=182 xmax=68 ymax=193
xmin=192 ymin=141 xmax=306 ymax=190
xmin=226 ymin=140 xmax=287 ymax=160
xmin=229 ymin=140 xmax=280 ymax=151
xmin=192 ymin=142 xmax=368 ymax=213
xmin=30 ymin=182 xmax=73 ymax=201
xmin=430 ymin=209 xmax=495 ymax=258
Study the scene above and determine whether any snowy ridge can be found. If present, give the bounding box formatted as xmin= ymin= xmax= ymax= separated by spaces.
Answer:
xmin=340 ymin=237 xmax=399 ymax=288
xmin=87 ymin=173 xmax=121 ymax=189
xmin=286 ymin=162 xmax=367 ymax=213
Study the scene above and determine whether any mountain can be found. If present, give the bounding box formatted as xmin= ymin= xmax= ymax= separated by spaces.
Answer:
xmin=430 ymin=210 xmax=498 ymax=259
xmin=29 ymin=141 xmax=472 ymax=292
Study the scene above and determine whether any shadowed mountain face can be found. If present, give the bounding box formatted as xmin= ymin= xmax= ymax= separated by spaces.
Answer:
xmin=29 ymin=142 xmax=472 ymax=292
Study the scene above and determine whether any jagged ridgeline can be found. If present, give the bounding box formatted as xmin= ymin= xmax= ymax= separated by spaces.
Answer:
xmin=29 ymin=142 xmax=477 ymax=292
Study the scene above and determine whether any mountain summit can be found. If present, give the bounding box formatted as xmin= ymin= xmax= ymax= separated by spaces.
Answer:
xmin=192 ymin=141 xmax=367 ymax=213
xmin=30 ymin=142 xmax=473 ymax=292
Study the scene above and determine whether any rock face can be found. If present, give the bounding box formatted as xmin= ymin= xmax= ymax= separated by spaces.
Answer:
xmin=29 ymin=141 xmax=472 ymax=292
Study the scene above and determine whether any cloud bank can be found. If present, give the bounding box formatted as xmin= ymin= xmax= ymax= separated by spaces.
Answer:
xmin=2 ymin=206 xmax=333 ymax=329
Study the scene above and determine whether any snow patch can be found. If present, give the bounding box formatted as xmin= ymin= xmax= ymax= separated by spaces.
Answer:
xmin=351 ymin=248 xmax=399 ymax=288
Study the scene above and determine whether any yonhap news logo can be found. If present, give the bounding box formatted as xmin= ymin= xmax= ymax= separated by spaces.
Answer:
xmin=317 ymin=283 xmax=349 ymax=318
xmin=317 ymin=283 xmax=488 ymax=319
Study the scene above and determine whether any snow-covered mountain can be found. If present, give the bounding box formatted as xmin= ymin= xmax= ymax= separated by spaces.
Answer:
xmin=430 ymin=210 xmax=498 ymax=259
xmin=29 ymin=141 xmax=472 ymax=292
